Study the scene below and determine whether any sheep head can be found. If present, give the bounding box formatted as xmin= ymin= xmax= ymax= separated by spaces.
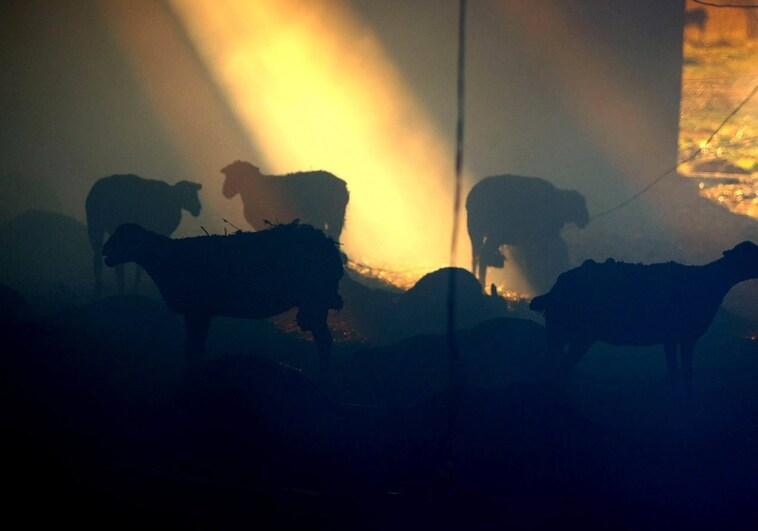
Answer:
xmin=221 ymin=160 xmax=260 ymax=199
xmin=722 ymin=240 xmax=758 ymax=280
xmin=561 ymin=189 xmax=590 ymax=229
xmin=103 ymin=224 xmax=159 ymax=267
xmin=480 ymin=243 xmax=506 ymax=268
xmin=174 ymin=180 xmax=202 ymax=217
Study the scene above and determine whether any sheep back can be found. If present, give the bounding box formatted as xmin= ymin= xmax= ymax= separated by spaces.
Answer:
xmin=532 ymin=259 xmax=722 ymax=346
xmin=223 ymin=161 xmax=349 ymax=240
xmin=86 ymin=174 xmax=184 ymax=240
xmin=466 ymin=174 xmax=578 ymax=244
xmin=146 ymin=223 xmax=343 ymax=319
xmin=265 ymin=171 xmax=348 ymax=235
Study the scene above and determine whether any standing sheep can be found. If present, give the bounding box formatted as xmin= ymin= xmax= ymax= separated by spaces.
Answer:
xmin=86 ymin=174 xmax=202 ymax=298
xmin=221 ymin=161 xmax=349 ymax=241
xmin=466 ymin=174 xmax=589 ymax=291
xmin=529 ymin=241 xmax=758 ymax=389
xmin=101 ymin=221 xmax=344 ymax=380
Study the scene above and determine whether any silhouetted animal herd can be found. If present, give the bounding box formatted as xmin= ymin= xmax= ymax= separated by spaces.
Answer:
xmin=81 ymin=162 xmax=758 ymax=391
xmin=3 ymin=158 xmax=757 ymax=529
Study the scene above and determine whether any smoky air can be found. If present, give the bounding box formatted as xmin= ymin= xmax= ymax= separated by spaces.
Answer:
xmin=1 ymin=1 xmax=757 ymax=528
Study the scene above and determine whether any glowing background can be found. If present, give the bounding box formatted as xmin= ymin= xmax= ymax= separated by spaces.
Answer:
xmin=167 ymin=0 xmax=466 ymax=273
xmin=4 ymin=0 xmax=730 ymax=297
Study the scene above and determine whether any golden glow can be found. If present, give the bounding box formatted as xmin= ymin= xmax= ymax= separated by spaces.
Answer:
xmin=98 ymin=0 xmax=254 ymax=229
xmin=680 ymin=0 xmax=758 ymax=223
xmin=168 ymin=0 xmax=468 ymax=272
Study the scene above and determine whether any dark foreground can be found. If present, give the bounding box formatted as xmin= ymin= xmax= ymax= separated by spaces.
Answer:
xmin=2 ymin=280 xmax=758 ymax=530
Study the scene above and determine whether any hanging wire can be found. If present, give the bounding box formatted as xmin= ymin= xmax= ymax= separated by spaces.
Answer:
xmin=590 ymin=82 xmax=758 ymax=221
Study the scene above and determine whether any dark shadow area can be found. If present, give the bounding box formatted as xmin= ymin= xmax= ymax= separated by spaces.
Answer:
xmin=4 ymin=273 xmax=758 ymax=528
xmin=332 ymin=267 xmax=516 ymax=345
xmin=0 ymin=210 xmax=91 ymax=310
xmin=0 ymin=172 xmax=61 ymax=223
xmin=2 ymin=2 xmax=758 ymax=528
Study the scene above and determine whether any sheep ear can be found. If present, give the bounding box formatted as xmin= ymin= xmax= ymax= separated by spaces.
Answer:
xmin=723 ymin=246 xmax=740 ymax=257
xmin=724 ymin=241 xmax=755 ymax=257
xmin=723 ymin=242 xmax=743 ymax=256
xmin=194 ymin=182 xmax=202 ymax=190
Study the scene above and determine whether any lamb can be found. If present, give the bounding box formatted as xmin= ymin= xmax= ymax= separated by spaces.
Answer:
xmin=86 ymin=174 xmax=202 ymax=298
xmin=101 ymin=221 xmax=344 ymax=379
xmin=529 ymin=241 xmax=758 ymax=388
xmin=466 ymin=174 xmax=589 ymax=291
xmin=221 ymin=160 xmax=349 ymax=241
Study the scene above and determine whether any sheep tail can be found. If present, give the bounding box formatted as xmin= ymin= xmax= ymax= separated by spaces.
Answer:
xmin=529 ymin=294 xmax=549 ymax=315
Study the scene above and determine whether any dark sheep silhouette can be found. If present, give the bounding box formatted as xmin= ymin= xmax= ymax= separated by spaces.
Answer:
xmin=102 ymin=221 xmax=343 ymax=379
xmin=86 ymin=174 xmax=202 ymax=297
xmin=466 ymin=174 xmax=589 ymax=291
xmin=530 ymin=241 xmax=758 ymax=389
xmin=221 ymin=160 xmax=349 ymax=241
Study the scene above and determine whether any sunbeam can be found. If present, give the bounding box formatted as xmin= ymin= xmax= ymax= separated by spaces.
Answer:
xmin=168 ymin=0 xmax=470 ymax=277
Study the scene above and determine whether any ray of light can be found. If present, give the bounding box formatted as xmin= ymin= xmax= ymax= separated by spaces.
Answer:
xmin=97 ymin=0 xmax=257 ymax=235
xmin=168 ymin=0 xmax=468 ymax=272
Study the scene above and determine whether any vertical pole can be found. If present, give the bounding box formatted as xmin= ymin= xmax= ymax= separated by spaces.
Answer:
xmin=443 ymin=0 xmax=467 ymax=472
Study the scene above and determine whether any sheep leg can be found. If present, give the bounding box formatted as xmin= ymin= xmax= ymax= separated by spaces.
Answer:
xmin=115 ymin=263 xmax=126 ymax=294
xmin=679 ymin=339 xmax=696 ymax=399
xmin=184 ymin=313 xmax=211 ymax=367
xmin=298 ymin=307 xmax=332 ymax=382
xmin=477 ymin=256 xmax=488 ymax=287
xmin=313 ymin=323 xmax=333 ymax=383
xmin=468 ymin=229 xmax=482 ymax=281
xmin=132 ymin=265 xmax=144 ymax=294
xmin=92 ymin=252 xmax=103 ymax=299
xmin=664 ymin=341 xmax=678 ymax=386
xmin=544 ymin=327 xmax=567 ymax=373
xmin=88 ymin=224 xmax=104 ymax=299
xmin=555 ymin=339 xmax=592 ymax=377
xmin=471 ymin=245 xmax=479 ymax=281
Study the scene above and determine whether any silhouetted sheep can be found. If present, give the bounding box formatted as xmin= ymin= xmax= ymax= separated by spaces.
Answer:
xmin=86 ymin=174 xmax=202 ymax=297
xmin=466 ymin=174 xmax=589 ymax=291
xmin=221 ymin=161 xmax=349 ymax=241
xmin=102 ymin=222 xmax=344 ymax=379
xmin=530 ymin=241 xmax=758 ymax=388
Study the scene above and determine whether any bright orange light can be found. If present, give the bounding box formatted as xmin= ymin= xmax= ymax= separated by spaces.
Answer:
xmin=168 ymin=0 xmax=469 ymax=272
